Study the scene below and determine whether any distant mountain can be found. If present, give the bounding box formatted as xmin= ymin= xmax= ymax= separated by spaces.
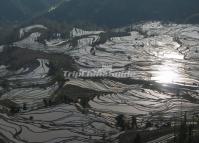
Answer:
xmin=44 ymin=0 xmax=199 ymax=27
xmin=0 ymin=0 xmax=65 ymax=22
xmin=0 ymin=0 xmax=24 ymax=22
xmin=1 ymin=0 xmax=199 ymax=27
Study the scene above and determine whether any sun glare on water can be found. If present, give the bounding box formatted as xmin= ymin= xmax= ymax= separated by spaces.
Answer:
xmin=151 ymin=52 xmax=184 ymax=84
xmin=152 ymin=69 xmax=180 ymax=83
xmin=151 ymin=51 xmax=184 ymax=83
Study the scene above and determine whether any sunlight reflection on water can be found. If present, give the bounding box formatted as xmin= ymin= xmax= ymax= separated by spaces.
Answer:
xmin=152 ymin=64 xmax=181 ymax=83
xmin=151 ymin=51 xmax=185 ymax=84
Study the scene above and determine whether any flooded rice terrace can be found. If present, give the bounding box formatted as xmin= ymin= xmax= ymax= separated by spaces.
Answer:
xmin=0 ymin=22 xmax=199 ymax=143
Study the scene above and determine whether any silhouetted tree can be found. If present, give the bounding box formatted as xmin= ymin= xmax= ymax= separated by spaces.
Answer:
xmin=188 ymin=124 xmax=193 ymax=143
xmin=102 ymin=133 xmax=106 ymax=143
xmin=80 ymin=97 xmax=89 ymax=108
xmin=48 ymin=99 xmax=52 ymax=106
xmin=23 ymin=103 xmax=27 ymax=110
xmin=128 ymin=56 xmax=131 ymax=60
xmin=134 ymin=133 xmax=142 ymax=143
xmin=178 ymin=112 xmax=188 ymax=143
xmin=48 ymin=59 xmax=65 ymax=87
xmin=90 ymin=47 xmax=96 ymax=56
xmin=47 ymin=60 xmax=57 ymax=76
xmin=115 ymin=114 xmax=125 ymax=131
xmin=195 ymin=48 xmax=198 ymax=53
xmin=10 ymin=106 xmax=20 ymax=114
xmin=43 ymin=98 xmax=48 ymax=107
xmin=1 ymin=79 xmax=9 ymax=91
xmin=131 ymin=116 xmax=137 ymax=129
xmin=29 ymin=116 xmax=34 ymax=120
xmin=54 ymin=70 xmax=65 ymax=87
xmin=145 ymin=121 xmax=152 ymax=128
xmin=69 ymin=38 xmax=78 ymax=47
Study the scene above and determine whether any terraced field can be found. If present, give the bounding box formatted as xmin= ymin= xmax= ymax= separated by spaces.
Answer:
xmin=0 ymin=22 xmax=199 ymax=143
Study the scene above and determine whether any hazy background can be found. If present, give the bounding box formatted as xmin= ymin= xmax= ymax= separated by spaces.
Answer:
xmin=0 ymin=0 xmax=199 ymax=27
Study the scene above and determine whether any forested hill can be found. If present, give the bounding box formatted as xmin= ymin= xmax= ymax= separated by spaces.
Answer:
xmin=1 ymin=0 xmax=199 ymax=26
xmin=44 ymin=0 xmax=199 ymax=27
xmin=0 ymin=0 xmax=65 ymax=22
